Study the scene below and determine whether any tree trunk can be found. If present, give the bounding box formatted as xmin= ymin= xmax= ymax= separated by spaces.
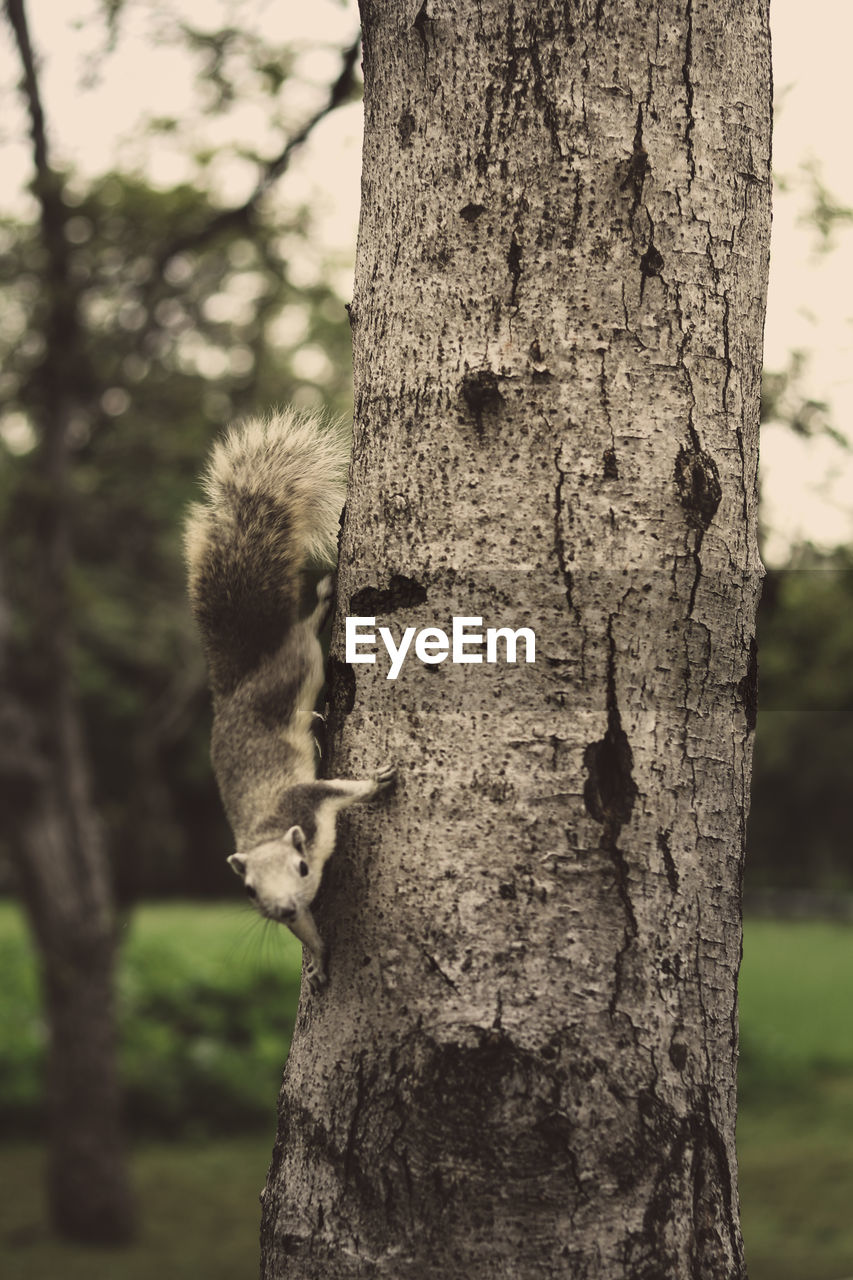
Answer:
xmin=261 ymin=1 xmax=770 ymax=1276
xmin=16 ymin=792 xmax=133 ymax=1243
xmin=2 ymin=0 xmax=135 ymax=1240
xmin=0 ymin=667 xmax=134 ymax=1243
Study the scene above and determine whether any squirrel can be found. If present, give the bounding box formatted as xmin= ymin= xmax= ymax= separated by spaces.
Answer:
xmin=185 ymin=409 xmax=396 ymax=989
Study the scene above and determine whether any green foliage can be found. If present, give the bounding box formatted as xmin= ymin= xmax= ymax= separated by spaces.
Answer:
xmin=0 ymin=900 xmax=302 ymax=1138
xmin=747 ymin=547 xmax=853 ymax=889
xmin=739 ymin=917 xmax=853 ymax=1095
xmin=119 ymin=904 xmax=302 ymax=1135
xmin=740 ymin=1084 xmax=853 ymax=1280
xmin=799 ymin=158 xmax=853 ymax=255
xmin=761 ymin=350 xmax=848 ymax=449
xmin=0 ymin=906 xmax=45 ymax=1135
xmin=177 ymin=22 xmax=298 ymax=113
xmin=737 ymin=917 xmax=853 ymax=1280
xmin=754 ymin=324 xmax=851 ymax=894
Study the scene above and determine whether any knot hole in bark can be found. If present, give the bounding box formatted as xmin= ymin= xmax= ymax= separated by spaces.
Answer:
xmin=583 ymin=627 xmax=637 ymax=845
xmin=583 ymin=720 xmax=637 ymax=843
xmin=350 ymin=574 xmax=428 ymax=615
xmin=640 ymin=242 xmax=665 ymax=286
xmin=674 ymin=445 xmax=722 ymax=531
xmin=602 ymin=447 xmax=619 ymax=479
xmin=460 ymin=369 xmax=504 ymax=435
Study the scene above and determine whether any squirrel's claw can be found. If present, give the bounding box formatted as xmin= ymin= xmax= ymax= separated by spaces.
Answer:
xmin=306 ymin=962 xmax=328 ymax=993
xmin=374 ymin=763 xmax=397 ymax=790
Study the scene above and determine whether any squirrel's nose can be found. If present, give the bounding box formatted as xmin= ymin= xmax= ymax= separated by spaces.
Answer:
xmin=278 ymin=906 xmax=297 ymax=923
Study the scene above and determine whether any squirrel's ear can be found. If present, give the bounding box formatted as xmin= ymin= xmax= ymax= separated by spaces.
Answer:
xmin=227 ymin=853 xmax=247 ymax=878
xmin=286 ymin=825 xmax=306 ymax=855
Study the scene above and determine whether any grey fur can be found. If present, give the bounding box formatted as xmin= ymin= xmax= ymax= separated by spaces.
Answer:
xmin=186 ymin=410 xmax=396 ymax=989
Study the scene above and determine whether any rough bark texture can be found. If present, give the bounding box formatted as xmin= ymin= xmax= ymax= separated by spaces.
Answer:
xmin=261 ymin=1 xmax=770 ymax=1276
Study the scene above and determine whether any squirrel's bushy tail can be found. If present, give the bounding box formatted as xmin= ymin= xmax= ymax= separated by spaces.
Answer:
xmin=185 ymin=409 xmax=348 ymax=695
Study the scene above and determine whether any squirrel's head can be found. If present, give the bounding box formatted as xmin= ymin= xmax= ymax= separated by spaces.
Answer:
xmin=227 ymin=826 xmax=320 ymax=923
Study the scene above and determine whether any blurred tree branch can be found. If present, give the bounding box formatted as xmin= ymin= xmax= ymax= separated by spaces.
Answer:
xmin=5 ymin=0 xmax=48 ymax=170
xmin=154 ymin=33 xmax=361 ymax=273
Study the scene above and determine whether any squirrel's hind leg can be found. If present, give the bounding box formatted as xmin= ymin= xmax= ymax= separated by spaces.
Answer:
xmin=309 ymin=574 xmax=335 ymax=634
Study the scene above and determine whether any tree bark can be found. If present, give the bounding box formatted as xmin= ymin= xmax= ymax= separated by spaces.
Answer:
xmin=261 ymin=1 xmax=770 ymax=1276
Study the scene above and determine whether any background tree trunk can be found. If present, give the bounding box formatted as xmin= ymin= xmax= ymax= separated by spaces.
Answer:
xmin=0 ymin=545 xmax=133 ymax=1242
xmin=261 ymin=1 xmax=770 ymax=1276
xmin=0 ymin=329 xmax=135 ymax=1250
xmin=9 ymin=763 xmax=133 ymax=1243
xmin=2 ymin=0 xmax=134 ymax=1243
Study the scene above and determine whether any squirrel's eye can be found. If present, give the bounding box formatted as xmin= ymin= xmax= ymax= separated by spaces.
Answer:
xmin=245 ymin=884 xmax=257 ymax=900
xmin=298 ymin=860 xmax=309 ymax=878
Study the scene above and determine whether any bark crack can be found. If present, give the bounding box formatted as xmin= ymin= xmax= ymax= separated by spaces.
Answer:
xmin=507 ymin=232 xmax=522 ymax=307
xmin=598 ymin=348 xmax=615 ymax=451
xmin=657 ymin=826 xmax=678 ymax=893
xmin=682 ymin=0 xmax=696 ymax=185
xmin=721 ymin=287 xmax=749 ymax=524
xmin=582 ymin=617 xmax=639 ymax=1013
xmin=623 ymin=104 xmax=649 ymax=224
xmin=553 ymin=445 xmax=579 ymax=620
xmin=673 ymin=321 xmax=722 ymax=618
xmin=527 ymin=21 xmax=563 ymax=157
xmin=674 ymin=441 xmax=721 ymax=616
xmin=412 ymin=1 xmax=430 ymax=65
xmin=422 ymin=949 xmax=459 ymax=991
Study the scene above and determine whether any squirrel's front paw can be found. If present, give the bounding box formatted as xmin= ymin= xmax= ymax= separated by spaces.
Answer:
xmin=374 ymin=763 xmax=397 ymax=791
xmin=305 ymin=959 xmax=328 ymax=993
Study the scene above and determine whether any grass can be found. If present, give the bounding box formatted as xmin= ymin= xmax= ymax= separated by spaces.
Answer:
xmin=1 ymin=903 xmax=853 ymax=1276
xmin=0 ymin=1137 xmax=270 ymax=1279
xmin=0 ymin=900 xmax=296 ymax=1276
xmin=739 ymin=919 xmax=853 ymax=1081
xmin=739 ymin=1080 xmax=853 ymax=1280
xmin=738 ymin=919 xmax=853 ymax=1280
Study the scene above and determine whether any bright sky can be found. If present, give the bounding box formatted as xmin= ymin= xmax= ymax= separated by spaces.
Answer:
xmin=1 ymin=0 xmax=851 ymax=565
